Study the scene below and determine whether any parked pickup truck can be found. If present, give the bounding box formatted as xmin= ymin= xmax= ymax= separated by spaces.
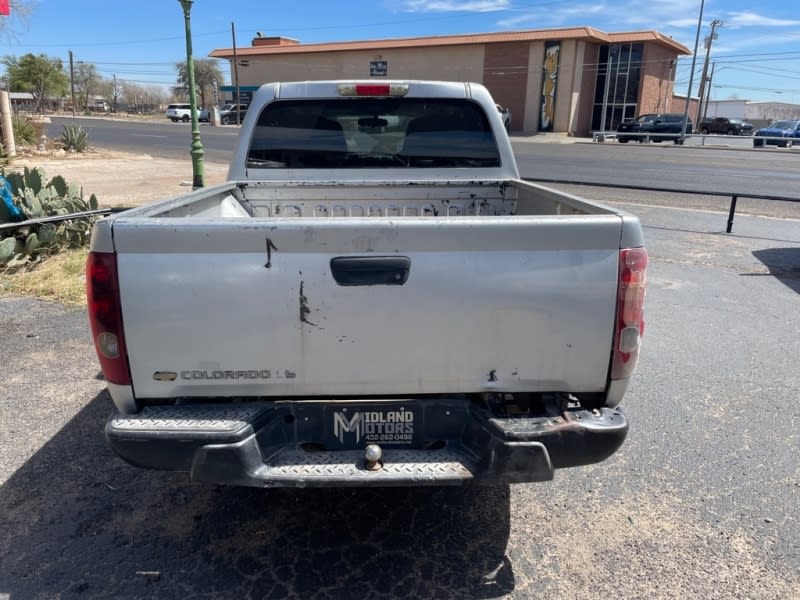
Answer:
xmin=699 ymin=117 xmax=754 ymax=136
xmin=87 ymin=80 xmax=647 ymax=488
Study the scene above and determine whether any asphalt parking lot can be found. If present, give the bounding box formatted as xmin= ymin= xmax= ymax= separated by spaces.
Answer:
xmin=1 ymin=197 xmax=799 ymax=599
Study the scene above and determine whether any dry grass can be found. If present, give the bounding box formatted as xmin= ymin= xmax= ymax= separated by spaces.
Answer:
xmin=0 ymin=248 xmax=88 ymax=306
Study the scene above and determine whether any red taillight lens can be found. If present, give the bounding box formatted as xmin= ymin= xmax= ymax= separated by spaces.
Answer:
xmin=611 ymin=247 xmax=648 ymax=380
xmin=86 ymin=251 xmax=131 ymax=385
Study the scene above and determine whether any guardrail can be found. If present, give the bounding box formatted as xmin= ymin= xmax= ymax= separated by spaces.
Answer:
xmin=523 ymin=177 xmax=800 ymax=233
xmin=3 ymin=176 xmax=797 ymax=237
xmin=592 ymin=131 xmax=800 ymax=147
xmin=592 ymin=131 xmax=690 ymax=144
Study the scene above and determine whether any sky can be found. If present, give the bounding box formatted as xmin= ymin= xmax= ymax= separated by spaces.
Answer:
xmin=2 ymin=0 xmax=800 ymax=104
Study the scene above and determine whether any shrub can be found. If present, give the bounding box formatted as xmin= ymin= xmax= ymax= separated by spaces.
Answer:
xmin=12 ymin=114 xmax=37 ymax=146
xmin=0 ymin=166 xmax=99 ymax=269
xmin=58 ymin=124 xmax=90 ymax=153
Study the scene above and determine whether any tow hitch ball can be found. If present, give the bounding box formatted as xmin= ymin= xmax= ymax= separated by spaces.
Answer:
xmin=364 ymin=444 xmax=383 ymax=471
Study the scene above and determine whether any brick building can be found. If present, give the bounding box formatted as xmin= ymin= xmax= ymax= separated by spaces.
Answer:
xmin=209 ymin=27 xmax=690 ymax=137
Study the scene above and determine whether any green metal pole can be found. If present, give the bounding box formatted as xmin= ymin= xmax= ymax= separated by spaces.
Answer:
xmin=179 ymin=0 xmax=205 ymax=189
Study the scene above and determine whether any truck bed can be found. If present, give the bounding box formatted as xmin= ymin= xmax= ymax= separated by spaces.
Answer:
xmin=123 ymin=179 xmax=615 ymax=220
xmin=107 ymin=179 xmax=632 ymax=402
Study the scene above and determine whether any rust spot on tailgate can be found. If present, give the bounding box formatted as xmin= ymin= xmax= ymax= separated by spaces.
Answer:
xmin=299 ymin=281 xmax=318 ymax=327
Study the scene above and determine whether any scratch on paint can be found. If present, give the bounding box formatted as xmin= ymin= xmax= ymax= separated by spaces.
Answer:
xmin=299 ymin=281 xmax=318 ymax=327
xmin=265 ymin=237 xmax=278 ymax=269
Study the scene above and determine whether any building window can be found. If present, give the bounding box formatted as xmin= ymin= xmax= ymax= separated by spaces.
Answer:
xmin=592 ymin=43 xmax=643 ymax=132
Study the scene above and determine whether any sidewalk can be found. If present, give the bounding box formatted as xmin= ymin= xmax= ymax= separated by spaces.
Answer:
xmin=509 ymin=132 xmax=767 ymax=150
xmin=511 ymin=132 xmax=585 ymax=144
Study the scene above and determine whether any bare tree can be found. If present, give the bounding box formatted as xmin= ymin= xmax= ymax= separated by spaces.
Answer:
xmin=0 ymin=1 xmax=36 ymax=37
xmin=97 ymin=76 xmax=124 ymax=112
xmin=145 ymin=85 xmax=167 ymax=110
xmin=74 ymin=62 xmax=100 ymax=111
xmin=122 ymin=82 xmax=167 ymax=113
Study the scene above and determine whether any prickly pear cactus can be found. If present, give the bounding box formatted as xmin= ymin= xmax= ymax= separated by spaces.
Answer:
xmin=0 ymin=237 xmax=16 ymax=266
xmin=24 ymin=166 xmax=44 ymax=195
xmin=0 ymin=166 xmax=101 ymax=269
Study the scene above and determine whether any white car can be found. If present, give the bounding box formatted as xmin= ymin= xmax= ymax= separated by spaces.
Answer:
xmin=165 ymin=103 xmax=210 ymax=123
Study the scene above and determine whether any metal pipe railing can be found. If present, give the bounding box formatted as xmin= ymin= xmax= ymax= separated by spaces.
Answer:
xmin=0 ymin=207 xmax=130 ymax=234
xmin=524 ymin=177 xmax=799 ymax=233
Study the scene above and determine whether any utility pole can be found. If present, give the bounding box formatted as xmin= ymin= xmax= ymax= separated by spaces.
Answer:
xmin=681 ymin=0 xmax=705 ymax=143
xmin=69 ymin=50 xmax=76 ymax=117
xmin=697 ymin=18 xmax=724 ymax=127
xmin=701 ymin=62 xmax=716 ymax=123
xmin=178 ymin=0 xmax=205 ymax=189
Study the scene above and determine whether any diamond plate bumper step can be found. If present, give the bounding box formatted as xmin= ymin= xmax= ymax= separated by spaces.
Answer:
xmin=106 ymin=400 xmax=627 ymax=487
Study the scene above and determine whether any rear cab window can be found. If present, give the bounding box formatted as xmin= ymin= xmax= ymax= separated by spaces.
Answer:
xmin=246 ymin=98 xmax=500 ymax=169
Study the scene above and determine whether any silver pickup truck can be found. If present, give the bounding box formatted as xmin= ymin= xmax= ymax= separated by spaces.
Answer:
xmin=87 ymin=80 xmax=647 ymax=488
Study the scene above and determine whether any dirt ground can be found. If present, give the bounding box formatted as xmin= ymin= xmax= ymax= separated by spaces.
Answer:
xmin=6 ymin=150 xmax=229 ymax=208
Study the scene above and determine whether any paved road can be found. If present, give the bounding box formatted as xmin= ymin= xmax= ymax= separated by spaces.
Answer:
xmin=47 ymin=116 xmax=800 ymax=203
xmin=1 ymin=199 xmax=799 ymax=598
xmin=47 ymin=116 xmax=239 ymax=164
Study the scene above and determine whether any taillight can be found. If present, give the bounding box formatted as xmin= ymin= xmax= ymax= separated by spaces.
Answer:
xmin=337 ymin=83 xmax=409 ymax=97
xmin=611 ymin=247 xmax=647 ymax=380
xmin=86 ymin=251 xmax=131 ymax=385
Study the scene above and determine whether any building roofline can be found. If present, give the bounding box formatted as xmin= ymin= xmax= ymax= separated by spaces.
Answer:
xmin=209 ymin=26 xmax=691 ymax=59
xmin=606 ymin=30 xmax=691 ymax=54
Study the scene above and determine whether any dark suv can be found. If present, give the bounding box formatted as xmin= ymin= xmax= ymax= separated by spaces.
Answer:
xmin=616 ymin=113 xmax=692 ymax=144
xmin=220 ymin=103 xmax=249 ymax=125
xmin=699 ymin=117 xmax=753 ymax=136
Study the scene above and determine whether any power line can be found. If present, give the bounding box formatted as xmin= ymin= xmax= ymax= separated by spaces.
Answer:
xmin=10 ymin=29 xmax=228 ymax=49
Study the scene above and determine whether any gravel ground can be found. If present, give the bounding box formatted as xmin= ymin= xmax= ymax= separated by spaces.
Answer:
xmin=1 ymin=153 xmax=799 ymax=599
xmin=8 ymin=150 xmax=229 ymax=207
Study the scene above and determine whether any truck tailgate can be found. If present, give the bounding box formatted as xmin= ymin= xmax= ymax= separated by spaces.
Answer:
xmin=113 ymin=216 xmax=622 ymax=399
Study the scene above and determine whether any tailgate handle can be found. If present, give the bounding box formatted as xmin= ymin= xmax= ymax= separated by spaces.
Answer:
xmin=330 ymin=256 xmax=410 ymax=286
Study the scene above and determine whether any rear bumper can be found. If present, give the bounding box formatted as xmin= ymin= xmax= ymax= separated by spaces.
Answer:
xmin=106 ymin=399 xmax=627 ymax=488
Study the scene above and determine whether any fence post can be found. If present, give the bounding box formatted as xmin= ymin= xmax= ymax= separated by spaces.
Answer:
xmin=726 ymin=195 xmax=738 ymax=233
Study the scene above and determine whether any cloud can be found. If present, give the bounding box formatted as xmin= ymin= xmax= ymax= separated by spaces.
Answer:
xmin=725 ymin=11 xmax=800 ymax=28
xmin=397 ymin=0 xmax=510 ymax=12
xmin=496 ymin=13 xmax=547 ymax=28
xmin=664 ymin=18 xmax=700 ymax=28
xmin=496 ymin=3 xmax=606 ymax=29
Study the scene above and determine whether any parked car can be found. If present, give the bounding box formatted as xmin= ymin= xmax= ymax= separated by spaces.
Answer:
xmin=496 ymin=103 xmax=511 ymax=132
xmin=165 ymin=103 xmax=210 ymax=123
xmin=616 ymin=113 xmax=692 ymax=144
xmin=219 ymin=103 xmax=249 ymax=125
xmin=699 ymin=117 xmax=754 ymax=136
xmin=753 ymin=120 xmax=800 ymax=148
xmin=90 ymin=100 xmax=110 ymax=113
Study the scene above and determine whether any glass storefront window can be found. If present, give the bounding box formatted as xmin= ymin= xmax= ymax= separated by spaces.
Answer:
xmin=593 ymin=43 xmax=643 ymax=131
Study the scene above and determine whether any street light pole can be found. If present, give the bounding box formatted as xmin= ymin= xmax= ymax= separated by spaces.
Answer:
xmin=178 ymin=0 xmax=205 ymax=189
xmin=680 ymin=0 xmax=705 ymax=143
